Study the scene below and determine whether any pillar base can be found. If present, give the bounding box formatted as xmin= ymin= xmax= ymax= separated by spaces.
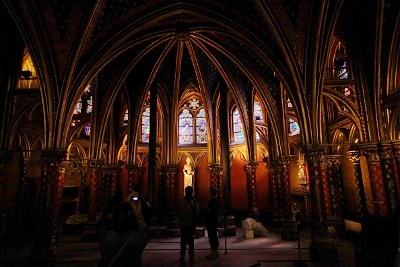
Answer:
xmin=309 ymin=230 xmax=338 ymax=264
xmin=268 ymin=210 xmax=283 ymax=227
xmin=281 ymin=218 xmax=298 ymax=241
xmin=82 ymin=222 xmax=98 ymax=242
xmin=161 ymin=210 xmax=179 ymax=229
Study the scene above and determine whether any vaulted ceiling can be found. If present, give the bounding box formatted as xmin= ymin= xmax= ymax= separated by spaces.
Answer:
xmin=3 ymin=0 xmax=400 ymax=152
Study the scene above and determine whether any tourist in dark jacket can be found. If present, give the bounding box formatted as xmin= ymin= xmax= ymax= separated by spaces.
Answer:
xmin=178 ymin=186 xmax=199 ymax=265
xmin=99 ymin=194 xmax=149 ymax=267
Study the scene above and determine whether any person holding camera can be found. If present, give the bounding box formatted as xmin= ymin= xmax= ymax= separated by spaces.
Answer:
xmin=178 ymin=186 xmax=199 ymax=265
xmin=99 ymin=196 xmax=149 ymax=267
xmin=132 ymin=183 xmax=153 ymax=227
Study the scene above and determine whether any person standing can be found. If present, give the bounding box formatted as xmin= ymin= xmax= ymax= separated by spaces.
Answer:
xmin=205 ymin=187 xmax=219 ymax=260
xmin=178 ymin=186 xmax=199 ymax=265
xmin=99 ymin=198 xmax=149 ymax=267
xmin=132 ymin=183 xmax=153 ymax=227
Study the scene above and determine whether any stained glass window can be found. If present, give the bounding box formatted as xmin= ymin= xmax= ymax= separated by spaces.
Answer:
xmin=124 ymin=109 xmax=128 ymax=126
xmin=142 ymin=107 xmax=150 ymax=143
xmin=338 ymin=61 xmax=349 ymax=79
xmin=74 ymin=99 xmax=82 ymax=114
xmin=84 ymin=124 xmax=91 ymax=136
xmin=288 ymin=119 xmax=300 ymax=136
xmin=233 ymin=108 xmax=245 ymax=142
xmin=254 ymin=101 xmax=263 ymax=122
xmin=344 ymin=87 xmax=351 ymax=96
xmin=85 ymin=84 xmax=92 ymax=113
xmin=179 ymin=109 xmax=193 ymax=144
xmin=196 ymin=108 xmax=208 ymax=144
xmin=86 ymin=96 xmax=93 ymax=113
xmin=73 ymin=83 xmax=92 ymax=115
xmin=189 ymin=98 xmax=200 ymax=110
xmin=287 ymin=98 xmax=293 ymax=108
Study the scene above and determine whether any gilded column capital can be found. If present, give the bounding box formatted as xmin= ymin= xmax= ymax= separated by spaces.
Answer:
xmin=245 ymin=160 xmax=258 ymax=174
xmin=324 ymin=155 xmax=341 ymax=166
xmin=208 ymin=163 xmax=222 ymax=176
xmin=40 ymin=149 xmax=67 ymax=165
xmin=357 ymin=143 xmax=380 ymax=161
xmin=392 ymin=141 xmax=400 ymax=158
xmin=304 ymin=145 xmax=323 ymax=165
xmin=65 ymin=159 xmax=82 ymax=177
xmin=346 ymin=149 xmax=362 ymax=163
xmin=277 ymin=156 xmax=291 ymax=168
xmin=378 ymin=142 xmax=393 ymax=159
xmin=88 ymin=159 xmax=103 ymax=169
xmin=104 ymin=164 xmax=120 ymax=174
xmin=167 ymin=164 xmax=178 ymax=175
xmin=58 ymin=161 xmax=69 ymax=173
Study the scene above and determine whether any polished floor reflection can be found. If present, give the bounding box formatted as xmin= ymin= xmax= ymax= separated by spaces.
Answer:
xmin=2 ymin=226 xmax=356 ymax=267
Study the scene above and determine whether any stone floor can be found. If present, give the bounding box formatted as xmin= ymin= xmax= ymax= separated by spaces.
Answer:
xmin=1 ymin=226 xmax=357 ymax=267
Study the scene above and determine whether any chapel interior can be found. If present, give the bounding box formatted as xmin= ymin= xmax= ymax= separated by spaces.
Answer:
xmin=1 ymin=0 xmax=400 ymax=266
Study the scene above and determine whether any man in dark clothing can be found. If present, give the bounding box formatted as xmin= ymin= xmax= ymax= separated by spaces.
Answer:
xmin=178 ymin=186 xmax=199 ymax=265
xmin=132 ymin=183 xmax=153 ymax=227
xmin=205 ymin=187 xmax=219 ymax=260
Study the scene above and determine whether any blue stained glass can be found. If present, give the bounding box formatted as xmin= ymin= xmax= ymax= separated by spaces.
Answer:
xmin=84 ymin=124 xmax=91 ymax=136
xmin=289 ymin=119 xmax=300 ymax=136
xmin=74 ymin=99 xmax=82 ymax=114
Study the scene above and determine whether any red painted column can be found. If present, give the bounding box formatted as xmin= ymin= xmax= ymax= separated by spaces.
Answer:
xmin=359 ymin=144 xmax=388 ymax=216
xmin=109 ymin=165 xmax=120 ymax=198
xmin=245 ymin=160 xmax=259 ymax=218
xmin=279 ymin=156 xmax=298 ymax=241
xmin=127 ymin=164 xmax=135 ymax=195
xmin=392 ymin=141 xmax=400 ymax=208
xmin=346 ymin=149 xmax=367 ymax=218
xmin=31 ymin=150 xmax=66 ymax=261
xmin=320 ymin=159 xmax=332 ymax=217
xmin=324 ymin=155 xmax=343 ymax=218
xmin=165 ymin=164 xmax=178 ymax=229
xmin=305 ymin=146 xmax=324 ymax=226
xmin=278 ymin=157 xmax=292 ymax=218
xmin=378 ymin=142 xmax=399 ymax=212
xmin=209 ymin=163 xmax=223 ymax=208
xmin=268 ymin=161 xmax=279 ymax=210
xmin=87 ymin=160 xmax=102 ymax=223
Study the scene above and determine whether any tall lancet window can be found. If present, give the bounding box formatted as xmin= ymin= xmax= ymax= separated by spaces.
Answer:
xmin=141 ymin=107 xmax=150 ymax=143
xmin=72 ymin=83 xmax=93 ymax=127
xmin=289 ymin=118 xmax=300 ymax=136
xmin=179 ymin=109 xmax=193 ymax=144
xmin=178 ymin=95 xmax=208 ymax=145
xmin=196 ymin=108 xmax=208 ymax=144
xmin=84 ymin=123 xmax=91 ymax=136
xmin=123 ymin=109 xmax=129 ymax=126
xmin=74 ymin=84 xmax=92 ymax=114
xmin=233 ymin=108 xmax=245 ymax=142
xmin=254 ymin=101 xmax=263 ymax=122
